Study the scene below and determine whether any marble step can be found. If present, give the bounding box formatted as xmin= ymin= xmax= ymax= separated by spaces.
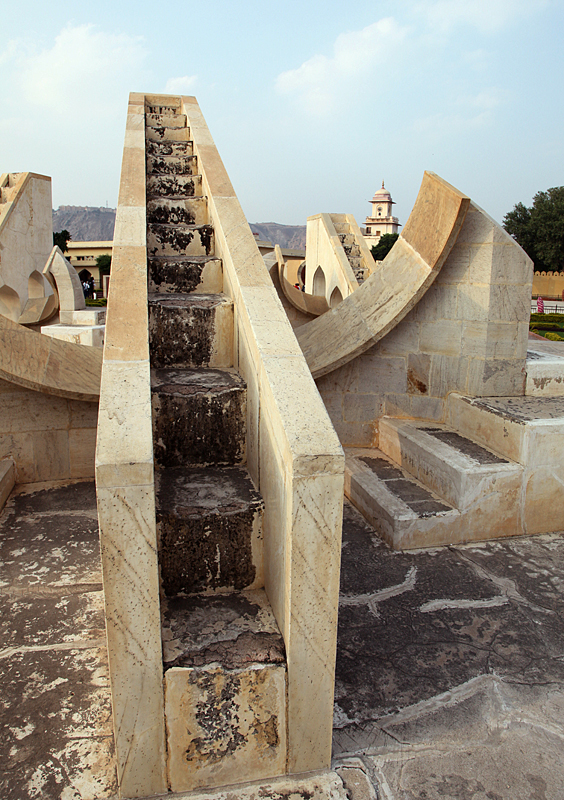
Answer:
xmin=145 ymin=124 xmax=190 ymax=143
xmin=149 ymin=292 xmax=233 ymax=368
xmin=332 ymin=222 xmax=349 ymax=234
xmin=161 ymin=589 xmax=285 ymax=670
xmin=146 ymin=174 xmax=203 ymax=199
xmin=146 ymin=139 xmax=193 ymax=157
xmin=147 ymin=197 xmax=208 ymax=227
xmin=345 ymin=448 xmax=459 ymax=550
xmin=446 ymin=393 xmax=564 ymax=467
xmin=161 ymin=587 xmax=287 ymax=792
xmin=147 ymin=223 xmax=214 ymax=257
xmin=146 ymin=154 xmax=198 ymax=176
xmin=378 ymin=417 xmax=522 ymax=514
xmin=156 ymin=465 xmax=264 ymax=595
xmin=146 ymin=113 xmax=187 ymax=128
xmin=151 ymin=367 xmax=246 ymax=468
xmin=446 ymin=393 xmax=564 ymax=535
xmin=148 ymin=256 xmax=223 ymax=294
xmin=338 ymin=233 xmax=355 ymax=246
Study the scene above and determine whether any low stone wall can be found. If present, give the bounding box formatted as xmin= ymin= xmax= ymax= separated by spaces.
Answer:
xmin=0 ymin=378 xmax=97 ymax=482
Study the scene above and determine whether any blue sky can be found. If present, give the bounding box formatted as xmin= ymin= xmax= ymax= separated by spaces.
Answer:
xmin=1 ymin=0 xmax=562 ymax=229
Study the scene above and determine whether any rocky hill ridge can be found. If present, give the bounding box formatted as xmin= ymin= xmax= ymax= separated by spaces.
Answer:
xmin=52 ymin=206 xmax=306 ymax=250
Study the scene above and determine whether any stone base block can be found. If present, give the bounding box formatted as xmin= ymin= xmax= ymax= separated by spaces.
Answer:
xmin=41 ymin=324 xmax=105 ymax=348
xmin=59 ymin=309 xmax=106 ymax=326
xmin=165 ymin=662 xmax=287 ymax=793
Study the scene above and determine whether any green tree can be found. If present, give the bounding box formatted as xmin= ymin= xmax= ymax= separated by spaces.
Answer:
xmin=503 ymin=187 xmax=564 ymax=272
xmin=53 ymin=229 xmax=71 ymax=252
xmin=371 ymin=232 xmax=399 ymax=261
xmin=96 ymin=254 xmax=112 ymax=275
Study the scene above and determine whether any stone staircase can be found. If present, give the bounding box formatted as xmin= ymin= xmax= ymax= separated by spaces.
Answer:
xmin=330 ymin=215 xmax=369 ymax=284
xmin=345 ymin=392 xmax=564 ymax=549
xmin=145 ymin=105 xmax=287 ymax=792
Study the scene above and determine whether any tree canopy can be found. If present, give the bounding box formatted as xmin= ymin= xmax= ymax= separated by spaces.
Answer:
xmin=370 ymin=232 xmax=399 ymax=262
xmin=95 ymin=254 xmax=112 ymax=275
xmin=53 ymin=229 xmax=71 ymax=253
xmin=503 ymin=187 xmax=564 ymax=272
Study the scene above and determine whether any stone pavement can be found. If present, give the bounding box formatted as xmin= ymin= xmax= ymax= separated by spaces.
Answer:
xmin=0 ymin=480 xmax=117 ymax=799
xmin=334 ymin=500 xmax=564 ymax=799
xmin=3 ymin=481 xmax=564 ymax=799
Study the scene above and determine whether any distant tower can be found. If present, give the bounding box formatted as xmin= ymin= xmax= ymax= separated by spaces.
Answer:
xmin=363 ymin=181 xmax=400 ymax=248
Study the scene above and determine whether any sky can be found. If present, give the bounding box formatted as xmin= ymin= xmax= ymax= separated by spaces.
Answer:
xmin=1 ymin=0 xmax=563 ymax=229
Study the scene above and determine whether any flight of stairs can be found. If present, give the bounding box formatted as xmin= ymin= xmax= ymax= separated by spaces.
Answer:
xmin=330 ymin=215 xmax=368 ymax=283
xmin=145 ymin=104 xmax=286 ymax=792
xmin=345 ymin=392 xmax=554 ymax=549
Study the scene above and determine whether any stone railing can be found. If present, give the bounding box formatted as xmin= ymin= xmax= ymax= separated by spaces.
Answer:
xmin=182 ymin=95 xmax=344 ymax=775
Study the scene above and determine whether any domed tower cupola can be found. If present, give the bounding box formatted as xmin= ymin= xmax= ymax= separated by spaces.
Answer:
xmin=370 ymin=181 xmax=394 ymax=219
xmin=364 ymin=180 xmax=401 ymax=249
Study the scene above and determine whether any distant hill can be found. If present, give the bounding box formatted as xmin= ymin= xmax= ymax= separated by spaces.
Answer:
xmin=52 ymin=206 xmax=306 ymax=250
xmin=249 ymin=222 xmax=306 ymax=250
xmin=52 ymin=206 xmax=116 ymax=241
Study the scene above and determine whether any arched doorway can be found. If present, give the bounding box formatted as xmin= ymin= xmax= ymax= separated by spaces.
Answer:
xmin=330 ymin=286 xmax=343 ymax=308
xmin=313 ymin=266 xmax=326 ymax=298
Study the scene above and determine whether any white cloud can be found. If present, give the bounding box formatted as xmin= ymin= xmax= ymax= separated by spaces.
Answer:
xmin=276 ymin=18 xmax=408 ymax=116
xmin=164 ymin=75 xmax=197 ymax=94
xmin=15 ymin=24 xmax=147 ymax=116
xmin=415 ymin=0 xmax=548 ymax=34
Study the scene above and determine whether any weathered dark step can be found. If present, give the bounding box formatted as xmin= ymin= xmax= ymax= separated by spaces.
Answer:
xmin=151 ymin=367 xmax=246 ymax=468
xmin=148 ymin=256 xmax=223 ymax=294
xmin=146 ymin=113 xmax=187 ymax=128
xmin=162 ymin=590 xmax=285 ymax=669
xmin=147 ymin=139 xmax=193 ymax=157
xmin=146 ymin=174 xmax=202 ymax=198
xmin=149 ymin=293 xmax=233 ymax=368
xmin=146 ymin=125 xmax=190 ymax=143
xmin=147 ymin=223 xmax=214 ymax=257
xmin=360 ymin=456 xmax=451 ymax=516
xmin=156 ymin=466 xmax=264 ymax=595
xmin=147 ymin=197 xmax=208 ymax=226
xmin=146 ymin=154 xmax=198 ymax=176
xmin=418 ymin=427 xmax=509 ymax=465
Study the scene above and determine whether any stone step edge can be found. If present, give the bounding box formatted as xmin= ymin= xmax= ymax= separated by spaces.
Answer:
xmin=378 ymin=417 xmax=524 ymax=512
xmin=344 ymin=449 xmax=460 ymax=550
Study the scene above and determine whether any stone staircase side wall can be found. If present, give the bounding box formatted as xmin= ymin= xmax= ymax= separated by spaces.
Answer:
xmin=181 ymin=94 xmax=345 ymax=775
xmin=316 ymin=201 xmax=533 ymax=447
xmin=95 ymin=93 xmax=167 ymax=798
xmin=305 ymin=213 xmax=358 ymax=302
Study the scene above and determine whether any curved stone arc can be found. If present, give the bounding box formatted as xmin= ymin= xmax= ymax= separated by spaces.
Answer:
xmin=0 ymin=313 xmax=102 ymax=401
xmin=275 ymin=245 xmax=330 ymax=316
xmin=296 ymin=172 xmax=470 ymax=378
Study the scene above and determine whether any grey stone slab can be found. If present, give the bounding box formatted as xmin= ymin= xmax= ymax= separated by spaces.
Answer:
xmin=335 ymin=500 xmax=564 ymax=797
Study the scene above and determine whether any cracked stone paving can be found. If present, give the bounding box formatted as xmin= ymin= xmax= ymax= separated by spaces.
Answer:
xmin=3 ymin=482 xmax=564 ymax=799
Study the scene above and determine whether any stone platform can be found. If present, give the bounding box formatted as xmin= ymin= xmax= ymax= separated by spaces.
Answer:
xmin=4 ymin=483 xmax=564 ymax=799
xmin=0 ymin=480 xmax=117 ymax=799
xmin=334 ymin=500 xmax=564 ymax=800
